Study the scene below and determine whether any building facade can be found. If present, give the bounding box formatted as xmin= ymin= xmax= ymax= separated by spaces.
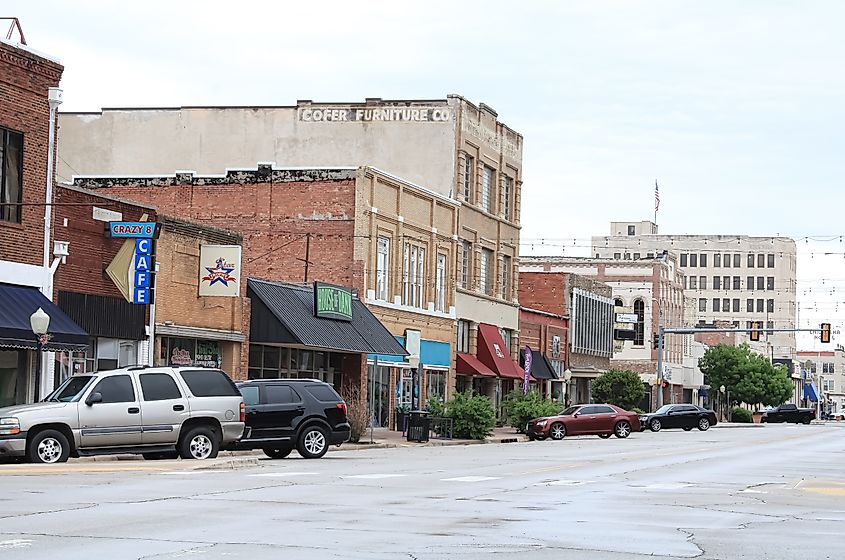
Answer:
xmin=797 ymin=349 xmax=845 ymax=416
xmin=0 ymin=37 xmax=87 ymax=405
xmin=591 ymin=221 xmax=797 ymax=359
xmin=518 ymin=307 xmax=568 ymax=402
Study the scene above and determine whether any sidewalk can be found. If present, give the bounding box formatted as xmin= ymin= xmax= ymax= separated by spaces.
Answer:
xmin=322 ymin=426 xmax=528 ymax=451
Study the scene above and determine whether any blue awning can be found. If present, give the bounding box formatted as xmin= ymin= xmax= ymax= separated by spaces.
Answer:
xmin=804 ymin=383 xmax=821 ymax=402
xmin=0 ymin=283 xmax=88 ymax=351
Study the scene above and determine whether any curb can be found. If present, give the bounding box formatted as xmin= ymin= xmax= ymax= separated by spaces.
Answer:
xmin=712 ymin=423 xmax=765 ymax=429
xmin=193 ymin=457 xmax=259 ymax=471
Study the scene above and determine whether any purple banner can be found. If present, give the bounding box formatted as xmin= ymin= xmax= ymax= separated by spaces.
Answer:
xmin=523 ymin=346 xmax=533 ymax=394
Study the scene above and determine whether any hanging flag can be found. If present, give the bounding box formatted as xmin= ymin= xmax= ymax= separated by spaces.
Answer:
xmin=654 ymin=180 xmax=660 ymax=212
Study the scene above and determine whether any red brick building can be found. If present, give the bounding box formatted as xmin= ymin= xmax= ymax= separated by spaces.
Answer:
xmin=518 ymin=306 xmax=568 ymax=403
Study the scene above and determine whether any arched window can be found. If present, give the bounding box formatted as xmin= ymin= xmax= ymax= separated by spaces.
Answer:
xmin=633 ymin=299 xmax=645 ymax=346
xmin=614 ymin=298 xmax=623 ymax=307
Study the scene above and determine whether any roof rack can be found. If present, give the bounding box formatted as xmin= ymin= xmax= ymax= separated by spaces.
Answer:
xmin=126 ymin=364 xmax=152 ymax=371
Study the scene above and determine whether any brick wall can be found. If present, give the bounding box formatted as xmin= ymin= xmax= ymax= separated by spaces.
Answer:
xmin=518 ymin=272 xmax=568 ymax=315
xmin=74 ymin=170 xmax=362 ymax=293
xmin=0 ymin=41 xmax=63 ymax=264
xmin=52 ymin=185 xmax=155 ymax=300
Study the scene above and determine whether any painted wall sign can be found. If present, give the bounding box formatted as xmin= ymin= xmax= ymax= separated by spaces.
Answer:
xmin=299 ymin=106 xmax=452 ymax=123
xmin=314 ymin=282 xmax=353 ymax=321
xmin=109 ymin=221 xmax=158 ymax=238
xmin=199 ymin=245 xmax=242 ymax=297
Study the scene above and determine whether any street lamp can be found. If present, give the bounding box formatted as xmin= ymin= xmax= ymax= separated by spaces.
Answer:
xmin=30 ymin=308 xmax=51 ymax=402
xmin=563 ymin=369 xmax=573 ymax=407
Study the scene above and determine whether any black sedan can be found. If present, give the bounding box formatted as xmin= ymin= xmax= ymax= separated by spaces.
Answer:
xmin=640 ymin=404 xmax=717 ymax=432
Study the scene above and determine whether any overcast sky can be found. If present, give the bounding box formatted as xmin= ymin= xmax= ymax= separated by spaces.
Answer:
xmin=9 ymin=1 xmax=844 ymax=346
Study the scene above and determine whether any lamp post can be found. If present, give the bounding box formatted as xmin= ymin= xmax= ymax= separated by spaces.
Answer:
xmin=30 ymin=307 xmax=51 ymax=402
xmin=719 ymin=384 xmax=726 ymax=422
xmin=563 ymin=368 xmax=573 ymax=407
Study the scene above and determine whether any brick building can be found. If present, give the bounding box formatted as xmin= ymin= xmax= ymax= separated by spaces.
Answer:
xmin=0 ymin=36 xmax=87 ymax=405
xmin=518 ymin=306 xmax=568 ymax=403
xmin=518 ymin=271 xmax=613 ymax=405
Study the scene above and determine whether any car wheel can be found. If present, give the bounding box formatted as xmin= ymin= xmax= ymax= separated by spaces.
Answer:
xmin=179 ymin=426 xmax=220 ymax=460
xmin=598 ymin=433 xmax=611 ymax=439
xmin=649 ymin=419 xmax=662 ymax=432
xmin=697 ymin=418 xmax=711 ymax=431
xmin=802 ymin=417 xmax=811 ymax=425
xmin=28 ymin=429 xmax=70 ymax=464
xmin=143 ymin=451 xmax=179 ymax=460
xmin=527 ymin=435 xmax=536 ymax=441
xmin=549 ymin=422 xmax=566 ymax=440
xmin=263 ymin=447 xmax=293 ymax=460
xmin=614 ymin=421 xmax=632 ymax=439
xmin=297 ymin=426 xmax=329 ymax=459
xmin=683 ymin=427 xmax=692 ymax=432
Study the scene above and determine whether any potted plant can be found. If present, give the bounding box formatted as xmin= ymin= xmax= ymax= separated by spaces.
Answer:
xmin=394 ymin=404 xmax=411 ymax=431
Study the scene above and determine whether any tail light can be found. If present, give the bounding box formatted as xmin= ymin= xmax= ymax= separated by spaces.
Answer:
xmin=337 ymin=402 xmax=347 ymax=416
xmin=239 ymin=402 xmax=245 ymax=423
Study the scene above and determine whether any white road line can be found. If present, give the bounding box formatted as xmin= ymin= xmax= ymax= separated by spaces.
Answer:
xmin=539 ymin=480 xmax=595 ymax=486
xmin=441 ymin=476 xmax=502 ymax=482
xmin=342 ymin=474 xmax=408 ymax=480
xmin=634 ymin=483 xmax=693 ymax=490
xmin=0 ymin=539 xmax=32 ymax=550
xmin=250 ymin=472 xmax=320 ymax=477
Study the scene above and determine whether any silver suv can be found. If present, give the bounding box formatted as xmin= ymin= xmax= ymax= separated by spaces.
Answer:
xmin=0 ymin=366 xmax=244 ymax=464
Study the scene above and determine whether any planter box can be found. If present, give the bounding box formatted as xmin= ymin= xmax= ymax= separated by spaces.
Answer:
xmin=752 ymin=412 xmax=763 ymax=424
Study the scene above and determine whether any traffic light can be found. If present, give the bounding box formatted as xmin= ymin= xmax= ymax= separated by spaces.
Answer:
xmin=652 ymin=335 xmax=659 ymax=350
xmin=750 ymin=321 xmax=761 ymax=342
xmin=821 ymin=323 xmax=831 ymax=344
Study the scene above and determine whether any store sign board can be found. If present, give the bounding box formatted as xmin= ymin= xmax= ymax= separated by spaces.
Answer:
xmin=199 ymin=245 xmax=242 ymax=297
xmin=109 ymin=221 xmax=158 ymax=239
xmin=616 ymin=313 xmax=639 ymax=324
xmin=314 ymin=282 xmax=353 ymax=321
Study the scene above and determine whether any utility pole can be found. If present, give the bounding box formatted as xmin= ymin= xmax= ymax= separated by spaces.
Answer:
xmin=656 ymin=325 xmax=665 ymax=408
xmin=303 ymin=233 xmax=312 ymax=282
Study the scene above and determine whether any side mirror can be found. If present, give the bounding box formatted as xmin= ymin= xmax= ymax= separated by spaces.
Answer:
xmin=86 ymin=392 xmax=103 ymax=406
xmin=573 ymin=412 xmax=580 ymax=417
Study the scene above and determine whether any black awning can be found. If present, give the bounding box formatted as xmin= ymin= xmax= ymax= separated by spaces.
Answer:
xmin=58 ymin=291 xmax=146 ymax=340
xmin=248 ymin=279 xmax=408 ymax=356
xmin=0 ymin=283 xmax=88 ymax=351
xmin=521 ymin=350 xmax=559 ymax=380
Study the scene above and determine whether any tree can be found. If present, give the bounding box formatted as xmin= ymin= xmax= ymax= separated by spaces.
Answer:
xmin=698 ymin=344 xmax=793 ymax=408
xmin=502 ymin=390 xmax=562 ymax=432
xmin=591 ymin=369 xmax=645 ymax=410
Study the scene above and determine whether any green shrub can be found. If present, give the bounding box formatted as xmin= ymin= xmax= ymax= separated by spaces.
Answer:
xmin=730 ymin=407 xmax=753 ymax=423
xmin=425 ymin=394 xmax=446 ymax=417
xmin=446 ymin=391 xmax=496 ymax=440
xmin=631 ymin=407 xmax=645 ymax=415
xmin=502 ymin=390 xmax=562 ymax=432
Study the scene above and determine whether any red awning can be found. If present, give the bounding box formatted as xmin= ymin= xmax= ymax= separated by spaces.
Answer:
xmin=476 ymin=323 xmax=523 ymax=379
xmin=456 ymin=352 xmax=496 ymax=377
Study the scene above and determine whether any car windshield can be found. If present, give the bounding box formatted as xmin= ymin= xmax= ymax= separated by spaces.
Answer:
xmin=560 ymin=406 xmax=580 ymax=416
xmin=655 ymin=405 xmax=674 ymax=414
xmin=44 ymin=375 xmax=95 ymax=402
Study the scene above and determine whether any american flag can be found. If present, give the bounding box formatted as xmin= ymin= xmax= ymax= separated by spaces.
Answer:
xmin=654 ymin=181 xmax=660 ymax=212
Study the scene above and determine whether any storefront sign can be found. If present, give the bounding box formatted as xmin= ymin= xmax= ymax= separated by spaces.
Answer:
xmin=522 ymin=346 xmax=533 ymax=395
xmin=616 ymin=313 xmax=639 ymax=324
xmin=199 ymin=245 xmax=242 ymax=297
xmin=109 ymin=221 xmax=158 ymax=238
xmin=132 ymin=235 xmax=154 ymax=305
xmin=314 ymin=282 xmax=353 ymax=321
xmin=299 ymin=106 xmax=451 ymax=123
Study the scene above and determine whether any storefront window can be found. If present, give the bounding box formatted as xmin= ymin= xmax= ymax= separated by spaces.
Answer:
xmin=426 ymin=370 xmax=446 ymax=400
xmin=367 ymin=365 xmax=391 ymax=427
xmin=161 ymin=337 xmax=222 ymax=369
xmin=0 ymin=350 xmax=25 ymax=407
xmin=249 ymin=344 xmax=344 ymax=387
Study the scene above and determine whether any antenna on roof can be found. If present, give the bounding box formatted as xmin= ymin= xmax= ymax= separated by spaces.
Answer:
xmin=1 ymin=17 xmax=26 ymax=45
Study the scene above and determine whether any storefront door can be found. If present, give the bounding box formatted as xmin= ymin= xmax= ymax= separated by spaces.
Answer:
xmin=0 ymin=350 xmax=27 ymax=407
xmin=367 ymin=365 xmax=391 ymax=428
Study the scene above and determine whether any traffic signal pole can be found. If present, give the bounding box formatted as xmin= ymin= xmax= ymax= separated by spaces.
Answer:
xmin=656 ymin=325 xmax=665 ymax=408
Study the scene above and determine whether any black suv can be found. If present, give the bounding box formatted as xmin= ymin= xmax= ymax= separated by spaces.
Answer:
xmin=227 ymin=379 xmax=350 ymax=459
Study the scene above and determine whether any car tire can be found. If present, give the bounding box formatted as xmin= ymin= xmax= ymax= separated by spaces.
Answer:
xmin=179 ymin=426 xmax=220 ymax=460
xmin=263 ymin=447 xmax=293 ymax=460
xmin=802 ymin=417 xmax=811 ymax=425
xmin=649 ymin=419 xmax=662 ymax=432
xmin=614 ymin=421 xmax=632 ymax=439
xmin=27 ymin=429 xmax=70 ymax=464
xmin=143 ymin=451 xmax=179 ymax=460
xmin=599 ymin=433 xmax=611 ymax=439
xmin=527 ymin=435 xmax=536 ymax=441
xmin=697 ymin=418 xmax=711 ymax=431
xmin=297 ymin=426 xmax=329 ymax=459
xmin=549 ymin=422 xmax=566 ymax=440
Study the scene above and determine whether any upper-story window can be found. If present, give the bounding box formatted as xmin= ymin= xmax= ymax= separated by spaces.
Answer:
xmin=501 ymin=255 xmax=512 ymax=299
xmin=502 ymin=175 xmax=513 ymax=221
xmin=680 ymin=254 xmax=688 ymax=267
xmin=480 ymin=248 xmax=494 ymax=295
xmin=757 ymin=254 xmax=765 ymax=268
xmin=376 ymin=236 xmax=390 ymax=301
xmin=435 ymin=253 xmax=447 ymax=312
xmin=0 ymin=127 xmax=24 ymax=223
xmin=714 ymin=254 xmax=721 ymax=267
xmin=463 ymin=153 xmax=475 ymax=202
xmin=700 ymin=254 xmax=707 ymax=267
xmin=767 ymin=253 xmax=775 ymax=268
xmin=456 ymin=319 xmax=471 ymax=353
xmin=627 ymin=225 xmax=635 ymax=236
xmin=690 ymin=254 xmax=698 ymax=267
xmin=748 ymin=254 xmax=755 ymax=268
xmin=403 ymin=242 xmax=426 ymax=308
xmin=723 ymin=254 xmax=731 ymax=268
xmin=481 ymin=165 xmax=495 ymax=213
xmin=733 ymin=254 xmax=741 ymax=268
xmin=460 ymin=241 xmax=471 ymax=289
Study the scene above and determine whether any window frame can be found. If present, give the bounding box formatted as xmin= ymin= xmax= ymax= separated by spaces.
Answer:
xmin=0 ymin=127 xmax=24 ymax=224
xmin=462 ymin=153 xmax=475 ymax=202
xmin=480 ymin=164 xmax=495 ymax=213
xmin=139 ymin=372 xmax=183 ymax=401
xmin=376 ymin=235 xmax=390 ymax=301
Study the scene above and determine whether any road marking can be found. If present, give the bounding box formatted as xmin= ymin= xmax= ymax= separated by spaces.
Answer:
xmin=0 ymin=539 xmax=32 ymax=550
xmin=342 ymin=474 xmax=408 ymax=480
xmin=250 ymin=472 xmax=320 ymax=478
xmin=804 ymin=487 xmax=845 ymax=496
xmin=441 ymin=476 xmax=501 ymax=482
xmin=634 ymin=483 xmax=693 ymax=490
xmin=539 ymin=479 xmax=594 ymax=486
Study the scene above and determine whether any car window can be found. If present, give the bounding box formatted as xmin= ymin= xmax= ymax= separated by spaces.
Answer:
xmin=180 ymin=370 xmax=240 ymax=397
xmin=139 ymin=373 xmax=182 ymax=401
xmin=594 ymin=406 xmax=615 ymax=414
xmin=560 ymin=406 xmax=579 ymax=415
xmin=48 ymin=375 xmax=95 ymax=402
xmin=92 ymin=375 xmax=135 ymax=403
xmin=655 ymin=405 xmax=673 ymax=414
xmin=579 ymin=406 xmax=599 ymax=415
xmin=240 ymin=386 xmax=260 ymax=406
xmin=305 ymin=384 xmax=340 ymax=402
xmin=265 ymin=385 xmax=300 ymax=404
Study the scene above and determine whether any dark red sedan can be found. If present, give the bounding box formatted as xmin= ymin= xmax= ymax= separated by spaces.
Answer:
xmin=526 ymin=404 xmax=641 ymax=440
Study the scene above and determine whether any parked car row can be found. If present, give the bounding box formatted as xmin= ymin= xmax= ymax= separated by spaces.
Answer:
xmin=0 ymin=367 xmax=350 ymax=464
xmin=526 ymin=403 xmax=719 ymax=442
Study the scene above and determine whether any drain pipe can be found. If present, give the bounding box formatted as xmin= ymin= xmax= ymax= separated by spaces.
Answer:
xmin=42 ymin=87 xmax=63 ymax=292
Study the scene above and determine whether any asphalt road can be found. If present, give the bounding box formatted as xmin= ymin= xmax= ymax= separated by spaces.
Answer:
xmin=1 ymin=424 xmax=844 ymax=560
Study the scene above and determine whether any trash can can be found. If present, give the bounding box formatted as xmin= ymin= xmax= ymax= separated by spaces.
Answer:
xmin=406 ymin=410 xmax=430 ymax=442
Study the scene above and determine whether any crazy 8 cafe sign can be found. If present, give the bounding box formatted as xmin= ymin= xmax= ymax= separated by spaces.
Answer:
xmin=299 ymin=106 xmax=452 ymax=123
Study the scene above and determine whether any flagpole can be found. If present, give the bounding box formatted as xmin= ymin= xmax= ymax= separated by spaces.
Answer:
xmin=654 ymin=180 xmax=659 ymax=225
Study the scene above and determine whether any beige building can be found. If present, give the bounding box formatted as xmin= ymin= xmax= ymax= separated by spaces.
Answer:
xmin=521 ymin=254 xmax=705 ymax=408
xmin=58 ymin=95 xmax=525 ymax=402
xmin=592 ymin=221 xmax=797 ymax=359
xmin=797 ymin=349 xmax=845 ymax=416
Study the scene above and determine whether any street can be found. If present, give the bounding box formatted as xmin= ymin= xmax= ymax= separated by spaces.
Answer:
xmin=1 ymin=424 xmax=844 ymax=560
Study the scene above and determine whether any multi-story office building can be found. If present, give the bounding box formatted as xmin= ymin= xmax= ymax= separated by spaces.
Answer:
xmin=592 ymin=221 xmax=797 ymax=359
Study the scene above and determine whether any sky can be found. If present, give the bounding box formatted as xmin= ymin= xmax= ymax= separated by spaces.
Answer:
xmin=7 ymin=1 xmax=844 ymax=347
